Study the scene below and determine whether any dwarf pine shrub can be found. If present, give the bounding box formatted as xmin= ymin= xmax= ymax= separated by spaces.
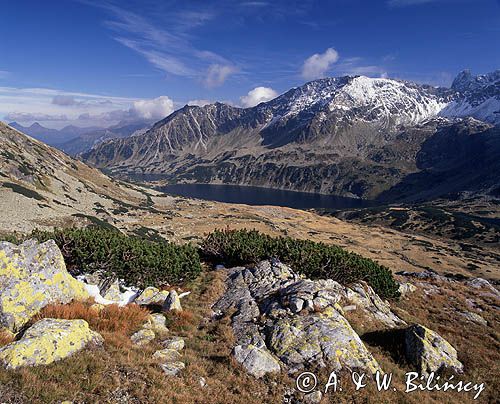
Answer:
xmin=201 ymin=228 xmax=400 ymax=299
xmin=28 ymin=227 xmax=201 ymax=287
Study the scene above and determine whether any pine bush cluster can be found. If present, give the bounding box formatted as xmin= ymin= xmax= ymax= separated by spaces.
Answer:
xmin=200 ymin=228 xmax=400 ymax=299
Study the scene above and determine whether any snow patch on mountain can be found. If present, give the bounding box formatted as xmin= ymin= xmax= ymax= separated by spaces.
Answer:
xmin=331 ymin=76 xmax=449 ymax=126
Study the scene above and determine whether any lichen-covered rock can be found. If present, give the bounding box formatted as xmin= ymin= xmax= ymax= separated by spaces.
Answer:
xmin=268 ymin=307 xmax=380 ymax=374
xmin=143 ymin=313 xmax=169 ymax=336
xmin=160 ymin=361 xmax=185 ymax=376
xmin=131 ymin=328 xmax=155 ymax=346
xmin=101 ymin=279 xmax=122 ymax=303
xmin=345 ymin=282 xmax=405 ymax=328
xmin=398 ymin=282 xmax=417 ymax=297
xmin=0 ymin=318 xmax=103 ymax=369
xmin=233 ymin=344 xmax=281 ymax=378
xmin=161 ymin=336 xmax=185 ymax=351
xmin=134 ymin=287 xmax=170 ymax=306
xmin=153 ymin=348 xmax=182 ymax=362
xmin=163 ymin=290 xmax=182 ymax=312
xmin=213 ymin=260 xmax=382 ymax=377
xmin=0 ymin=240 xmax=90 ymax=332
xmin=404 ymin=324 xmax=463 ymax=376
xmin=459 ymin=311 xmax=487 ymax=326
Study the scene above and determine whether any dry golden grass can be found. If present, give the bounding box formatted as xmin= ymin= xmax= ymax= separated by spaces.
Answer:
xmin=35 ymin=300 xmax=150 ymax=337
xmin=0 ymin=330 xmax=14 ymax=347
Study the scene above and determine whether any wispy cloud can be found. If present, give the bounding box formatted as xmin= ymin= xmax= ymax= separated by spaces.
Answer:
xmin=387 ymin=0 xmax=443 ymax=7
xmin=334 ymin=57 xmax=388 ymax=77
xmin=0 ymin=70 xmax=9 ymax=79
xmin=82 ymin=1 xmax=237 ymax=87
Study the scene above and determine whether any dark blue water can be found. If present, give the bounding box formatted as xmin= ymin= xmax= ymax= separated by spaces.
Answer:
xmin=158 ymin=183 xmax=377 ymax=210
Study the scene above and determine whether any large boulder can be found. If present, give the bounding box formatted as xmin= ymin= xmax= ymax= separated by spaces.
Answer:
xmin=404 ymin=324 xmax=463 ymax=376
xmin=0 ymin=318 xmax=103 ymax=369
xmin=268 ymin=307 xmax=380 ymax=374
xmin=213 ymin=260 xmax=382 ymax=377
xmin=0 ymin=240 xmax=90 ymax=332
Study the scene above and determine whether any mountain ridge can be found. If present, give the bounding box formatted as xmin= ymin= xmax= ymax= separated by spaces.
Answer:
xmin=81 ymin=70 xmax=500 ymax=201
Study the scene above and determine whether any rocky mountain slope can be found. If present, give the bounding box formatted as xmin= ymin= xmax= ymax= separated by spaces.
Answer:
xmin=83 ymin=70 xmax=500 ymax=201
xmin=0 ymin=121 xmax=174 ymax=234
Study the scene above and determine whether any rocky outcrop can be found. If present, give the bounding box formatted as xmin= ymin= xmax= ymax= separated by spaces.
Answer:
xmin=344 ymin=282 xmax=406 ymax=328
xmin=0 ymin=318 xmax=103 ymax=369
xmin=0 ymin=240 xmax=89 ymax=332
xmin=213 ymin=260 xmax=381 ymax=377
xmin=404 ymin=324 xmax=463 ymax=376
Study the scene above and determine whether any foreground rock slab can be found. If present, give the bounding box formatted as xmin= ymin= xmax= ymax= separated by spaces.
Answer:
xmin=0 ymin=318 xmax=103 ymax=369
xmin=0 ymin=240 xmax=90 ymax=332
xmin=213 ymin=259 xmax=381 ymax=377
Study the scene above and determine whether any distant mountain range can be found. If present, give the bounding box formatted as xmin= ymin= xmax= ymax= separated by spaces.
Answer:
xmin=82 ymin=70 xmax=500 ymax=202
xmin=8 ymin=120 xmax=153 ymax=156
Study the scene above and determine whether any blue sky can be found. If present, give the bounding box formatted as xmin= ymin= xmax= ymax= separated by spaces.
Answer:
xmin=1 ymin=0 xmax=499 ymax=128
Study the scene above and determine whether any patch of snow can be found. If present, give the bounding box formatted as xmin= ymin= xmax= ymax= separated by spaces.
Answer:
xmin=76 ymin=275 xmax=140 ymax=306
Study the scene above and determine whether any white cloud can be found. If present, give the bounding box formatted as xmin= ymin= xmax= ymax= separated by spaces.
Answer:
xmin=240 ymin=86 xmax=278 ymax=107
xmin=187 ymin=99 xmax=212 ymax=107
xmin=204 ymin=64 xmax=238 ymax=88
xmin=130 ymin=96 xmax=174 ymax=120
xmin=0 ymin=86 xmax=175 ymax=128
xmin=301 ymin=48 xmax=339 ymax=80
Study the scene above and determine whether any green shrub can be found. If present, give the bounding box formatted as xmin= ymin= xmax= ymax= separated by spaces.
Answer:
xmin=201 ymin=229 xmax=400 ymax=299
xmin=26 ymin=227 xmax=201 ymax=288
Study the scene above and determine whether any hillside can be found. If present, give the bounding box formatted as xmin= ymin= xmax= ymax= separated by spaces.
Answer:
xmin=83 ymin=71 xmax=500 ymax=201
xmin=0 ymin=121 xmax=173 ymax=235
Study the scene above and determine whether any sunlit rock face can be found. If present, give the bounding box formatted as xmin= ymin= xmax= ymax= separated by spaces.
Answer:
xmin=0 ymin=239 xmax=89 ymax=332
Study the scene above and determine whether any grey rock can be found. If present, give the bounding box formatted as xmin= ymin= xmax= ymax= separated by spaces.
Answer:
xmin=459 ymin=311 xmax=487 ymax=326
xmin=466 ymin=278 xmax=499 ymax=296
xmin=143 ymin=313 xmax=169 ymax=336
xmin=130 ymin=329 xmax=155 ymax=346
xmin=163 ymin=290 xmax=182 ymax=312
xmin=404 ymin=324 xmax=463 ymax=377
xmin=233 ymin=344 xmax=281 ymax=378
xmin=134 ymin=287 xmax=170 ymax=306
xmin=398 ymin=282 xmax=417 ymax=297
xmin=0 ymin=239 xmax=90 ymax=332
xmin=344 ymin=282 xmax=406 ymax=328
xmin=303 ymin=391 xmax=323 ymax=404
xmin=160 ymin=361 xmax=185 ymax=376
xmin=161 ymin=336 xmax=185 ymax=351
xmin=213 ymin=260 xmax=381 ymax=377
xmin=153 ymin=348 xmax=182 ymax=362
